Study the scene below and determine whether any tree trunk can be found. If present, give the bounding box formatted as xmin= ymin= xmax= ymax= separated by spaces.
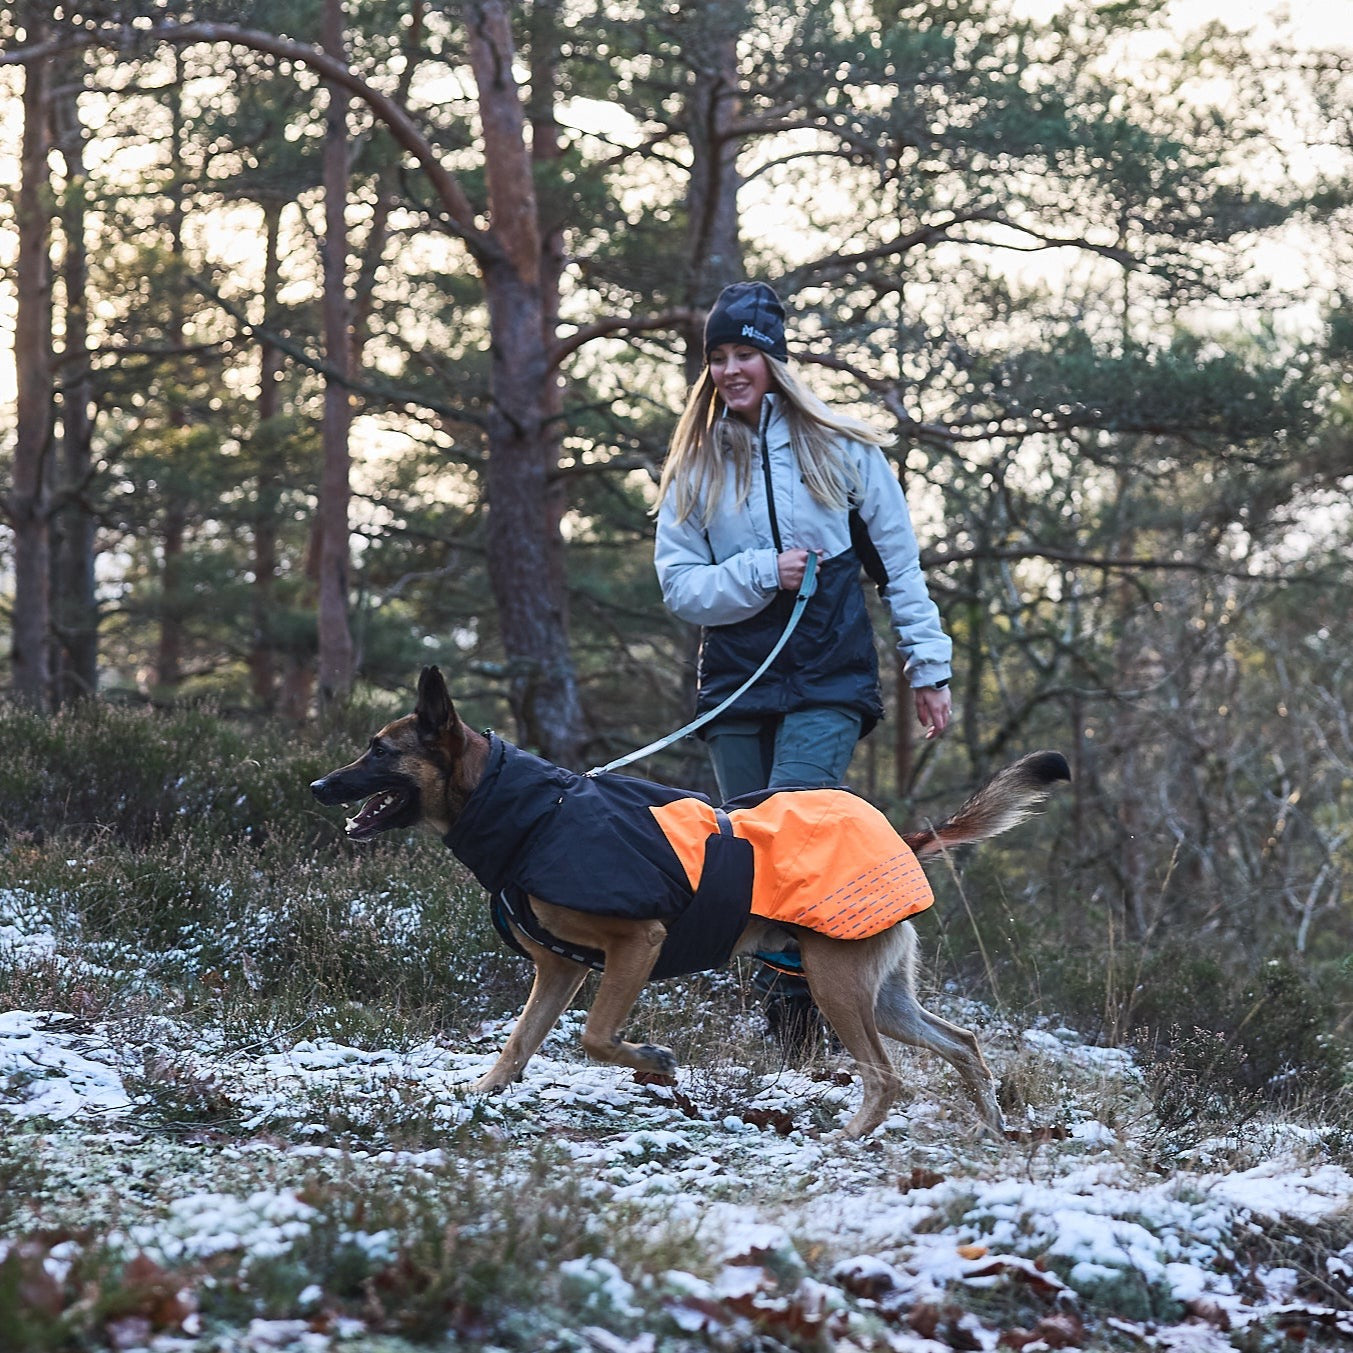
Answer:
xmin=155 ymin=54 xmax=189 ymax=692
xmin=349 ymin=4 xmax=420 ymax=351
xmin=10 ymin=12 xmax=54 ymax=707
xmin=279 ymin=522 xmax=319 ymax=721
xmin=528 ymin=0 xmax=573 ymax=684
xmin=51 ymin=48 xmax=98 ymax=705
xmin=468 ymin=0 xmax=583 ymax=761
xmin=155 ymin=505 xmax=187 ymax=691
xmin=1109 ymin=488 xmax=1150 ymax=940
xmin=480 ymin=261 xmax=584 ymax=760
xmin=249 ymin=198 xmax=285 ymax=710
xmin=316 ymin=0 xmax=355 ymax=707
xmin=681 ymin=21 xmax=743 ymax=379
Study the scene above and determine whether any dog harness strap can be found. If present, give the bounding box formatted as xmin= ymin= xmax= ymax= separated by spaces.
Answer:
xmin=489 ymin=892 xmax=534 ymax=963
xmin=492 ymin=886 xmax=606 ymax=972
xmin=584 ymin=552 xmax=819 ymax=777
xmin=647 ymin=824 xmax=754 ymax=979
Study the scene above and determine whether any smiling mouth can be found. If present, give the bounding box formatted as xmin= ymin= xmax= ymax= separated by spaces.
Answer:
xmin=346 ymin=789 xmax=413 ymax=839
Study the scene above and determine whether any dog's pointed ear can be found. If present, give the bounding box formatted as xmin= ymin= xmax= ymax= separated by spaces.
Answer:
xmin=415 ymin=666 xmax=457 ymax=745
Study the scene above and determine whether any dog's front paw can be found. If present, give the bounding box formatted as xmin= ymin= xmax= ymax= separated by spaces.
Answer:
xmin=471 ymin=1069 xmax=521 ymax=1093
xmin=635 ymin=1043 xmax=677 ymax=1076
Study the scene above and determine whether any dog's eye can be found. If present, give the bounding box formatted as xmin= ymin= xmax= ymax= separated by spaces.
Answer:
xmin=368 ymin=740 xmax=387 ymax=758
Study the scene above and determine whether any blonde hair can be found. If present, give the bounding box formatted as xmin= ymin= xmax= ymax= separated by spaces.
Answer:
xmin=658 ymin=356 xmax=895 ymax=528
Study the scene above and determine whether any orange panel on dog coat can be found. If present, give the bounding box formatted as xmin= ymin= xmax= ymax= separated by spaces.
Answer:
xmin=650 ymin=789 xmax=933 ymax=940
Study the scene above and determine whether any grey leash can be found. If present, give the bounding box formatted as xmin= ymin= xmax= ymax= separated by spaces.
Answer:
xmin=586 ymin=551 xmax=819 ymax=777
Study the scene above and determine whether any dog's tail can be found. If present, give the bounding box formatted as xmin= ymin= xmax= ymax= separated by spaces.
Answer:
xmin=903 ymin=751 xmax=1070 ymax=858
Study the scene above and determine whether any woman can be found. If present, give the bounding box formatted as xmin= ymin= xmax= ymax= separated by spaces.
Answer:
xmin=655 ymin=280 xmax=953 ymax=804
xmin=654 ymin=281 xmax=953 ymax=1057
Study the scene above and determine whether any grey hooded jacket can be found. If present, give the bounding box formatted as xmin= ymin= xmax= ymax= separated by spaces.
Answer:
xmin=654 ymin=394 xmax=952 ymax=695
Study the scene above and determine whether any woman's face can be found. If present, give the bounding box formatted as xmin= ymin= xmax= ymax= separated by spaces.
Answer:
xmin=708 ymin=343 xmax=773 ymax=425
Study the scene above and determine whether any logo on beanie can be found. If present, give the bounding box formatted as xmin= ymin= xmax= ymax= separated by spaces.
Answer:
xmin=741 ymin=323 xmax=777 ymax=348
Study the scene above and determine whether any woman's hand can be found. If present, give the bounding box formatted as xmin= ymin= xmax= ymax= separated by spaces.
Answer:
xmin=776 ymin=548 xmax=820 ymax=590
xmin=915 ymin=685 xmax=952 ymax=740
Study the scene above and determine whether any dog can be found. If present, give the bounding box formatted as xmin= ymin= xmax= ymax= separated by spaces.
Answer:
xmin=311 ymin=666 xmax=1069 ymax=1139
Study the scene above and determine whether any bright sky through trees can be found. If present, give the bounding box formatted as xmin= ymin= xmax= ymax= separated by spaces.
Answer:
xmin=1016 ymin=0 xmax=1353 ymax=43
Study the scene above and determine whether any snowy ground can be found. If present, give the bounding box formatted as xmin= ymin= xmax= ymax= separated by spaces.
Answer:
xmin=4 ymin=920 xmax=1353 ymax=1350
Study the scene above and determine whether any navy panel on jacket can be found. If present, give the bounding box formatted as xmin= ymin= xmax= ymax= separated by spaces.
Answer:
xmin=695 ymin=548 xmax=883 ymax=735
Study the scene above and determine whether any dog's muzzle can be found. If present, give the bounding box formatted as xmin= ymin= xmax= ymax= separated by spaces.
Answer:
xmin=310 ymin=775 xmax=346 ymax=806
xmin=311 ymin=770 xmax=421 ymax=838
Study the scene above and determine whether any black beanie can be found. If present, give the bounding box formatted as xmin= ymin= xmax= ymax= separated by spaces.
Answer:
xmin=703 ymin=281 xmax=789 ymax=361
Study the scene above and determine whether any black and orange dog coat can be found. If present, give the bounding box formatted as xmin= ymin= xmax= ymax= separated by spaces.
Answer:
xmin=445 ymin=735 xmax=932 ymax=979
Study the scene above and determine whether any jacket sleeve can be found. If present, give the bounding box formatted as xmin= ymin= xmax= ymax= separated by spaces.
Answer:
xmin=654 ymin=496 xmax=782 ymax=626
xmin=853 ymin=445 xmax=953 ymax=688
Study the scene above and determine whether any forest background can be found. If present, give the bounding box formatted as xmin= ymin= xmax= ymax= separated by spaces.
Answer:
xmin=1 ymin=0 xmax=1352 ymax=1053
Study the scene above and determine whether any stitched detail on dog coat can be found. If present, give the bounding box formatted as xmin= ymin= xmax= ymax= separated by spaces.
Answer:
xmin=650 ymin=790 xmax=933 ymax=939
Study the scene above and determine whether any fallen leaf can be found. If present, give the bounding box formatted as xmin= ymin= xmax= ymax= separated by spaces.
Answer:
xmin=1032 ymin=1312 xmax=1085 ymax=1348
xmin=902 ymin=1166 xmax=946 ymax=1191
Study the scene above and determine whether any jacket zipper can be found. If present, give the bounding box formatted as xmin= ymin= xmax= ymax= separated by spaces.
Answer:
xmin=758 ymin=399 xmax=784 ymax=553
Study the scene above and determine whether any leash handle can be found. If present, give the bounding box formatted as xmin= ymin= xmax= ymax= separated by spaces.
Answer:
xmin=587 ymin=551 xmax=820 ymax=777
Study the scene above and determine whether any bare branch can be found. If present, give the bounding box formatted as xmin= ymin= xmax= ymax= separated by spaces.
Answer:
xmin=549 ymin=308 xmax=700 ymax=367
xmin=193 ymin=274 xmax=485 ymax=426
xmin=924 ymin=542 xmax=1324 ymax=585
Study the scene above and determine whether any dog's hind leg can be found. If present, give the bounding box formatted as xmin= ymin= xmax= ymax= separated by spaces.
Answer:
xmin=473 ymin=944 xmax=588 ymax=1092
xmin=799 ymin=929 xmax=905 ymax=1138
xmin=874 ymin=924 xmax=1004 ymax=1137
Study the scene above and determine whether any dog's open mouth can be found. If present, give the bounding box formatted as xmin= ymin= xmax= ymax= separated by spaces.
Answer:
xmin=346 ymin=789 xmax=414 ymax=839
